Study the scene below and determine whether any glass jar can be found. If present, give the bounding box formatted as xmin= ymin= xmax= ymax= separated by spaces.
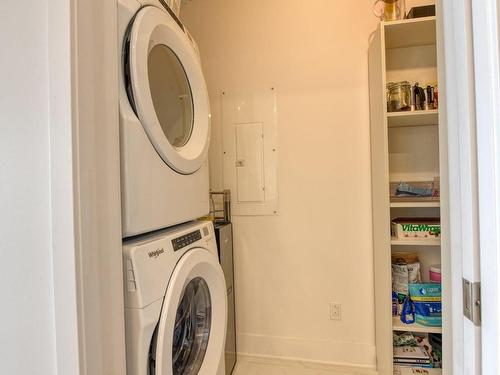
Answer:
xmin=387 ymin=81 xmax=412 ymax=112
xmin=373 ymin=0 xmax=406 ymax=21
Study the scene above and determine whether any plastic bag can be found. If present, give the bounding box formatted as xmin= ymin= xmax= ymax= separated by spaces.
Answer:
xmin=400 ymin=295 xmax=415 ymax=324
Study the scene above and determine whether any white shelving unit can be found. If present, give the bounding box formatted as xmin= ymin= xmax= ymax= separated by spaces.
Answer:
xmin=369 ymin=16 xmax=443 ymax=375
xmin=393 ymin=317 xmax=442 ymax=334
xmin=390 ymin=201 xmax=440 ymax=208
xmin=394 ymin=369 xmax=442 ymax=375
xmin=390 ymin=237 xmax=441 ymax=246
xmin=387 ymin=109 xmax=438 ymax=127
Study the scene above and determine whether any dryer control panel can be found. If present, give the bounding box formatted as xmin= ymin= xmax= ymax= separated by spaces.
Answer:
xmin=172 ymin=230 xmax=202 ymax=251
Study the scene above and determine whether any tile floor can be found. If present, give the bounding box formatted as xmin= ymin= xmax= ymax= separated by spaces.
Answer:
xmin=233 ymin=355 xmax=378 ymax=375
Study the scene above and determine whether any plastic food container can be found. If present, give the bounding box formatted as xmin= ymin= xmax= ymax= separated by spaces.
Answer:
xmin=430 ymin=264 xmax=442 ymax=283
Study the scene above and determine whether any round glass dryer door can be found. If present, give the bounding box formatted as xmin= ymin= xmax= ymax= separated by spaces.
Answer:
xmin=128 ymin=6 xmax=210 ymax=175
xmin=151 ymin=249 xmax=227 ymax=375
xmin=148 ymin=44 xmax=194 ymax=149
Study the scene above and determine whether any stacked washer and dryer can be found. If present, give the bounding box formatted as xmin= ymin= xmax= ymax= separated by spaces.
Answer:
xmin=118 ymin=1 xmax=227 ymax=374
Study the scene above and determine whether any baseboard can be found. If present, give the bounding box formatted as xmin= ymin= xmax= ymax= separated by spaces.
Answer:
xmin=237 ymin=353 xmax=379 ymax=374
xmin=236 ymin=332 xmax=377 ymax=371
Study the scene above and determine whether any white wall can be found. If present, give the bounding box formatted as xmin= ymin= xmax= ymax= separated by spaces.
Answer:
xmin=181 ymin=0 xmax=380 ymax=368
xmin=0 ymin=2 xmax=56 ymax=374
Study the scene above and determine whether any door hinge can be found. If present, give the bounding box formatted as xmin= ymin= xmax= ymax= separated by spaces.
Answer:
xmin=463 ymin=278 xmax=481 ymax=326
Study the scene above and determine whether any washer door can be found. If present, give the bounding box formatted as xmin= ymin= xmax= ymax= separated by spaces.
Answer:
xmin=128 ymin=6 xmax=210 ymax=174
xmin=151 ymin=248 xmax=226 ymax=375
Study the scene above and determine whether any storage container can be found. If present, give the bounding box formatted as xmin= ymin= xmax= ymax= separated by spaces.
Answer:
xmin=430 ymin=264 xmax=442 ymax=283
xmin=387 ymin=81 xmax=412 ymax=112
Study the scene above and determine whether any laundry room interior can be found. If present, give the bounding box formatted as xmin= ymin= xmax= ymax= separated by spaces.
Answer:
xmin=178 ymin=0 xmax=445 ymax=373
xmin=4 ymin=1 xmax=499 ymax=375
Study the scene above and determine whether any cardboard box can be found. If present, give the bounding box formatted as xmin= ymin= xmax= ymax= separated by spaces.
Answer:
xmin=391 ymin=218 xmax=441 ymax=240
xmin=406 ymin=5 xmax=436 ymax=19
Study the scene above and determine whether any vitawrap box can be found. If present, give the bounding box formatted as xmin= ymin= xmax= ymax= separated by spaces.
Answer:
xmin=391 ymin=218 xmax=441 ymax=240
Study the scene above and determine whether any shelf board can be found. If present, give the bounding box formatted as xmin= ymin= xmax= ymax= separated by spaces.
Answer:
xmin=394 ymin=366 xmax=442 ymax=374
xmin=387 ymin=110 xmax=439 ymax=128
xmin=390 ymin=201 xmax=440 ymax=208
xmin=391 ymin=237 xmax=441 ymax=246
xmin=384 ymin=16 xmax=437 ymax=49
xmin=393 ymin=317 xmax=442 ymax=334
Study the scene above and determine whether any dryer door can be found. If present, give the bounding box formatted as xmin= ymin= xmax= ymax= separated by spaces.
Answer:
xmin=128 ymin=6 xmax=210 ymax=175
xmin=151 ymin=248 xmax=226 ymax=375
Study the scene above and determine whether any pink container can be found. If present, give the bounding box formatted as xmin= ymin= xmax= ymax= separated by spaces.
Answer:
xmin=430 ymin=265 xmax=442 ymax=283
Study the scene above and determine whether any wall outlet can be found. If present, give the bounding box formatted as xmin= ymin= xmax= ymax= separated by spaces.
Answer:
xmin=329 ymin=303 xmax=342 ymax=321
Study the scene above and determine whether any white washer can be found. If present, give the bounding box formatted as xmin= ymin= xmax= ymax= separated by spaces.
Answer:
xmin=119 ymin=0 xmax=211 ymax=237
xmin=123 ymin=221 xmax=227 ymax=375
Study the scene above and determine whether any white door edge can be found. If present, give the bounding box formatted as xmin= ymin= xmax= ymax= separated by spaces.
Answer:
xmin=440 ymin=0 xmax=481 ymax=373
xmin=471 ymin=0 xmax=500 ymax=374
xmin=441 ymin=0 xmax=500 ymax=373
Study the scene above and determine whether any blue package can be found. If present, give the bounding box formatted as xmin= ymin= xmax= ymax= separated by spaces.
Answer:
xmin=392 ymin=291 xmax=398 ymax=316
xmin=414 ymin=301 xmax=442 ymax=326
xmin=400 ymin=295 xmax=415 ymax=324
xmin=409 ymin=283 xmax=442 ymax=327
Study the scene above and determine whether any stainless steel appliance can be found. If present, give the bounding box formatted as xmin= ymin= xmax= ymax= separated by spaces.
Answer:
xmin=214 ymin=222 xmax=237 ymax=374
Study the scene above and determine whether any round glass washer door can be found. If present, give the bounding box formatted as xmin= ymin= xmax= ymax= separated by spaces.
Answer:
xmin=128 ymin=6 xmax=211 ymax=175
xmin=152 ymin=248 xmax=227 ymax=375
xmin=172 ymin=277 xmax=211 ymax=374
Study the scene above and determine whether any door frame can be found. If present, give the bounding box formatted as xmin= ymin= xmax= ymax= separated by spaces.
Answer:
xmin=49 ymin=0 xmax=126 ymax=374
xmin=439 ymin=0 xmax=479 ymax=373
xmin=440 ymin=0 xmax=500 ymax=374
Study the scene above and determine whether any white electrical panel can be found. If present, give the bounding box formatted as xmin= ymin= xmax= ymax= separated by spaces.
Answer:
xmin=235 ymin=123 xmax=265 ymax=203
xmin=222 ymin=88 xmax=279 ymax=216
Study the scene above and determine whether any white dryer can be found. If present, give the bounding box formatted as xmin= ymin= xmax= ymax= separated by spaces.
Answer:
xmin=123 ymin=221 xmax=227 ymax=375
xmin=118 ymin=0 xmax=211 ymax=237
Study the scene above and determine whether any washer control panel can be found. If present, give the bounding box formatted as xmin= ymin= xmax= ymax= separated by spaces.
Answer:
xmin=172 ymin=230 xmax=202 ymax=251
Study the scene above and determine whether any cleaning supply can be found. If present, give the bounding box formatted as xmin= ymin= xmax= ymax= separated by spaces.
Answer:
xmin=409 ymin=283 xmax=442 ymax=327
xmin=392 ymin=291 xmax=399 ymax=316
xmin=392 ymin=263 xmax=409 ymax=301
xmin=430 ymin=265 xmax=442 ymax=283
xmin=393 ymin=332 xmax=418 ymax=347
xmin=392 ymin=252 xmax=421 ymax=313
xmin=395 ymin=182 xmax=433 ymax=197
xmin=429 ymin=334 xmax=443 ymax=368
xmin=400 ymin=295 xmax=415 ymax=324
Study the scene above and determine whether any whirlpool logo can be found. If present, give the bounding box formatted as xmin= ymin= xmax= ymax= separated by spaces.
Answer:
xmin=148 ymin=248 xmax=165 ymax=259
